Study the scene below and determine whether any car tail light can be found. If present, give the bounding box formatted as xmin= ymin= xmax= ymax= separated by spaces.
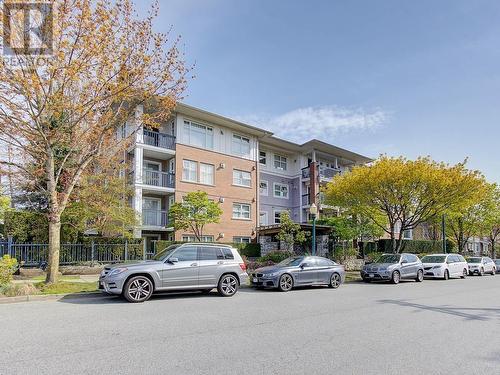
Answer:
xmin=239 ymin=263 xmax=247 ymax=271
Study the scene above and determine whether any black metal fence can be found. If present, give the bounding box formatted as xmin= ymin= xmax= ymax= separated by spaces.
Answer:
xmin=0 ymin=240 xmax=147 ymax=266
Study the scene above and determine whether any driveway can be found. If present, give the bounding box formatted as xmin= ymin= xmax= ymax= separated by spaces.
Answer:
xmin=1 ymin=276 xmax=499 ymax=374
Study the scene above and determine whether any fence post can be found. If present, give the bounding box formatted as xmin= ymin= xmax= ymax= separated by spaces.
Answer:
xmin=124 ymin=240 xmax=128 ymax=262
xmin=7 ymin=236 xmax=13 ymax=257
xmin=91 ymin=240 xmax=95 ymax=266
xmin=143 ymin=240 xmax=147 ymax=261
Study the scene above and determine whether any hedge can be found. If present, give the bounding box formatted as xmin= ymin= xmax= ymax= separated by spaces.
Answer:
xmin=377 ymin=239 xmax=456 ymax=254
xmin=155 ymin=240 xmax=261 ymax=258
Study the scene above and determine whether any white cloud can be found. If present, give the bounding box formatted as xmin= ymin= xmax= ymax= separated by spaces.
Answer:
xmin=239 ymin=105 xmax=390 ymax=143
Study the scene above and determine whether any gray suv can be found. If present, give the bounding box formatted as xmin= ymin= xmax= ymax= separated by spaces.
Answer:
xmin=99 ymin=243 xmax=249 ymax=302
xmin=361 ymin=253 xmax=424 ymax=284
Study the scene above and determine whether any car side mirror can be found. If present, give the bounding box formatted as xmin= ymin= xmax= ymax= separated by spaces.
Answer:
xmin=300 ymin=263 xmax=309 ymax=269
xmin=168 ymin=257 xmax=179 ymax=264
xmin=401 ymin=260 xmax=408 ymax=264
xmin=365 ymin=260 xmax=373 ymax=265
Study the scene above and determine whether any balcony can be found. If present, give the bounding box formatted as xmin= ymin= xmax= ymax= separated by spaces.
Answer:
xmin=142 ymin=209 xmax=168 ymax=227
xmin=301 ymin=167 xmax=311 ymax=179
xmin=142 ymin=129 xmax=176 ymax=150
xmin=143 ymin=170 xmax=175 ymax=188
xmin=319 ymin=166 xmax=340 ymax=181
xmin=301 ymin=193 xmax=310 ymax=206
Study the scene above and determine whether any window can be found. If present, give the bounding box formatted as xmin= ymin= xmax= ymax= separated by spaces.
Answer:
xmin=233 ymin=237 xmax=251 ymax=243
xmin=171 ymin=246 xmax=198 ymax=261
xmin=274 ymin=210 xmax=285 ymax=224
xmin=144 ymin=161 xmax=160 ymax=171
xmin=233 ymin=169 xmax=251 ymax=187
xmin=233 ymin=203 xmax=251 ymax=219
xmin=259 ymin=151 xmax=267 ymax=165
xmin=317 ymin=258 xmax=335 ymax=266
xmin=274 ymin=183 xmax=289 ymax=199
xmin=221 ymin=248 xmax=234 ymax=260
xmin=403 ymin=229 xmax=413 ymax=239
xmin=182 ymin=235 xmax=214 ymax=242
xmin=184 ymin=120 xmax=213 ymax=149
xmin=259 ymin=181 xmax=268 ymax=196
xmin=182 ymin=160 xmax=197 ymax=182
xmin=259 ymin=212 xmax=268 ymax=226
xmin=199 ymin=163 xmax=214 ymax=185
xmin=407 ymin=254 xmax=418 ymax=262
xmin=199 ymin=246 xmax=224 ymax=260
xmin=274 ymin=154 xmax=287 ymax=170
xmin=232 ymin=134 xmax=251 ymax=156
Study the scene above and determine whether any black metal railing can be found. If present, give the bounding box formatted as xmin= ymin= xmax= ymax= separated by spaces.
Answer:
xmin=142 ymin=209 xmax=168 ymax=227
xmin=142 ymin=129 xmax=176 ymax=150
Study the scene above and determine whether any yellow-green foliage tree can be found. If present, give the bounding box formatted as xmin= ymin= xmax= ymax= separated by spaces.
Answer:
xmin=325 ymin=156 xmax=487 ymax=253
xmin=169 ymin=191 xmax=223 ymax=241
xmin=0 ymin=0 xmax=188 ymax=283
xmin=478 ymin=185 xmax=500 ymax=258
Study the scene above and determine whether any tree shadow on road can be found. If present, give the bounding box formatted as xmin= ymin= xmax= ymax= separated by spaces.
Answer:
xmin=378 ymin=299 xmax=500 ymax=321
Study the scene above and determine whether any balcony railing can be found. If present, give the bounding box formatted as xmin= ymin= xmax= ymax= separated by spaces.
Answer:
xmin=319 ymin=166 xmax=340 ymax=180
xmin=301 ymin=193 xmax=310 ymax=206
xmin=301 ymin=167 xmax=310 ymax=179
xmin=142 ymin=209 xmax=168 ymax=227
xmin=142 ymin=129 xmax=176 ymax=150
xmin=143 ymin=170 xmax=175 ymax=188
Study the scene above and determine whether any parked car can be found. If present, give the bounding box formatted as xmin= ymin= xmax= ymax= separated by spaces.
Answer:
xmin=99 ymin=243 xmax=248 ymax=302
xmin=495 ymin=259 xmax=500 ymax=274
xmin=467 ymin=257 xmax=496 ymax=276
xmin=421 ymin=254 xmax=468 ymax=280
xmin=250 ymin=256 xmax=345 ymax=292
xmin=361 ymin=253 xmax=424 ymax=284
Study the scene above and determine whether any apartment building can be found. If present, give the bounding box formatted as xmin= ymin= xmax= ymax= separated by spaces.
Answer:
xmin=123 ymin=103 xmax=371 ymax=249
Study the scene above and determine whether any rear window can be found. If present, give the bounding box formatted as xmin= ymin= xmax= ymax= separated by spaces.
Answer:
xmin=199 ymin=247 xmax=224 ymax=260
xmin=221 ymin=248 xmax=234 ymax=260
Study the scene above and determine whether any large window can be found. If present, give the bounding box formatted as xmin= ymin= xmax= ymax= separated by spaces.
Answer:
xmin=233 ymin=203 xmax=251 ymax=219
xmin=182 ymin=160 xmax=197 ymax=182
xmin=273 ymin=183 xmax=289 ymax=199
xmin=274 ymin=154 xmax=287 ymax=170
xmin=232 ymin=134 xmax=251 ymax=156
xmin=259 ymin=180 xmax=268 ymax=196
xmin=259 ymin=151 xmax=267 ymax=165
xmin=199 ymin=163 xmax=214 ymax=185
xmin=233 ymin=169 xmax=251 ymax=187
xmin=184 ymin=120 xmax=213 ymax=149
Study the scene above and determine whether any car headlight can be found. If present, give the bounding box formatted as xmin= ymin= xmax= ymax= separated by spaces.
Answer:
xmin=108 ymin=267 xmax=128 ymax=277
xmin=432 ymin=265 xmax=442 ymax=269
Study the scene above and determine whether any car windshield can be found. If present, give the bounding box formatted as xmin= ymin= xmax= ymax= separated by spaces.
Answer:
xmin=152 ymin=244 xmax=181 ymax=261
xmin=495 ymin=260 xmax=500 ymax=265
xmin=375 ymin=254 xmax=401 ymax=264
xmin=277 ymin=257 xmax=304 ymax=267
xmin=421 ymin=255 xmax=446 ymax=263
xmin=467 ymin=257 xmax=481 ymax=263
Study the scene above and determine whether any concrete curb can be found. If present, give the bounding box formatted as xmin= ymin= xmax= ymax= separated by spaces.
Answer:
xmin=0 ymin=292 xmax=105 ymax=304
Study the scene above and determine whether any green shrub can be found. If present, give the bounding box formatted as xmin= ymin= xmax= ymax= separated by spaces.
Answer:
xmin=333 ymin=247 xmax=359 ymax=262
xmin=258 ymin=251 xmax=294 ymax=264
xmin=366 ymin=252 xmax=383 ymax=262
xmin=0 ymin=283 xmax=39 ymax=297
xmin=0 ymin=255 xmax=18 ymax=286
xmin=377 ymin=239 xmax=455 ymax=254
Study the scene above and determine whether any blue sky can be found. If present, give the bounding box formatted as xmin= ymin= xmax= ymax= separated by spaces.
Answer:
xmin=148 ymin=0 xmax=500 ymax=182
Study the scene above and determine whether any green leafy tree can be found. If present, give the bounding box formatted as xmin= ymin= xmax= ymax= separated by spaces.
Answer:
xmin=326 ymin=156 xmax=487 ymax=253
xmin=0 ymin=190 xmax=9 ymax=223
xmin=169 ymin=191 xmax=222 ymax=241
xmin=478 ymin=185 xmax=500 ymax=258
xmin=277 ymin=211 xmax=308 ymax=252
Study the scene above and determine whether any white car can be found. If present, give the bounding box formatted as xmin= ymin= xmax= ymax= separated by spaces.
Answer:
xmin=467 ymin=257 xmax=496 ymax=276
xmin=421 ymin=254 xmax=468 ymax=280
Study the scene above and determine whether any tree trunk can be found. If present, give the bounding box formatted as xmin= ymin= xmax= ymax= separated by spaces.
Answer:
xmin=45 ymin=218 xmax=61 ymax=284
xmin=491 ymin=240 xmax=496 ymax=260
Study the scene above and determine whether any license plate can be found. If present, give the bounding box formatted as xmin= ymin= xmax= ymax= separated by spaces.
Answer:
xmin=253 ymin=277 xmax=258 ymax=283
xmin=369 ymin=274 xmax=374 ymax=278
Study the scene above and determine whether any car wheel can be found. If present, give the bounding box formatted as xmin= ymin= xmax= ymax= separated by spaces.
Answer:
xmin=123 ymin=276 xmax=153 ymax=303
xmin=278 ymin=273 xmax=294 ymax=292
xmin=329 ymin=273 xmax=341 ymax=289
xmin=391 ymin=271 xmax=400 ymax=284
xmin=491 ymin=268 xmax=496 ymax=276
xmin=217 ymin=274 xmax=239 ymax=297
xmin=443 ymin=269 xmax=449 ymax=281
xmin=480 ymin=267 xmax=485 ymax=276
xmin=461 ymin=269 xmax=467 ymax=279
xmin=416 ymin=269 xmax=424 ymax=282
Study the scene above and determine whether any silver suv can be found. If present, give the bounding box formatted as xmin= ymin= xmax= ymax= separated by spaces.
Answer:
xmin=361 ymin=253 xmax=424 ymax=284
xmin=99 ymin=243 xmax=249 ymax=302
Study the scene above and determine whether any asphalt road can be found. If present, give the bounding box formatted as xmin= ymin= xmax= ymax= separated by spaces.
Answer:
xmin=1 ymin=275 xmax=500 ymax=375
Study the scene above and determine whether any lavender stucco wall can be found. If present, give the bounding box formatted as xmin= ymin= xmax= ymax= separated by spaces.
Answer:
xmin=259 ymin=172 xmax=301 ymax=224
